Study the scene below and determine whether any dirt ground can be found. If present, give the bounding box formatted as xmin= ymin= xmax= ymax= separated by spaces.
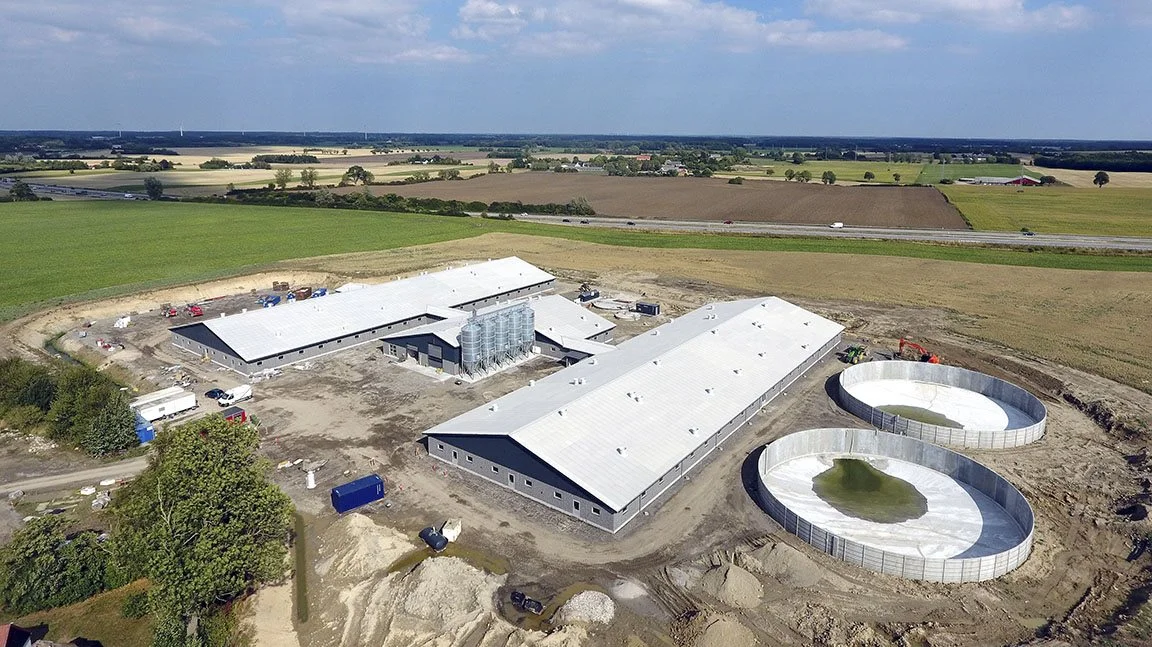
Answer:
xmin=4 ymin=240 xmax=1152 ymax=646
xmin=352 ymin=172 xmax=967 ymax=229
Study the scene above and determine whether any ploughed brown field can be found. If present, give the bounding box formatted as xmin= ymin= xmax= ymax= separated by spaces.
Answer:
xmin=366 ymin=172 xmax=968 ymax=229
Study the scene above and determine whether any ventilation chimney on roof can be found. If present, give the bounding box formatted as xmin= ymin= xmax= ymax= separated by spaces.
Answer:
xmin=219 ymin=313 xmax=225 ymax=318
xmin=689 ymin=427 xmax=699 ymax=436
xmin=653 ymin=330 xmax=660 ymax=336
xmin=616 ymin=447 xmax=627 ymax=456
xmin=242 ymin=309 xmax=247 ymax=314
xmin=705 ymin=387 xmax=713 ymax=394
xmin=529 ymin=380 xmax=536 ymax=387
xmin=558 ymin=408 xmax=567 ymax=416
xmin=733 ymin=368 xmax=741 ymax=375
xmin=577 ymin=377 xmax=586 ymax=385
xmin=634 ymin=394 xmax=643 ymax=403
xmin=653 ymin=359 xmax=660 ymax=366
xmin=589 ymin=358 xmax=598 ymax=365
xmin=489 ymin=403 xmax=499 ymax=412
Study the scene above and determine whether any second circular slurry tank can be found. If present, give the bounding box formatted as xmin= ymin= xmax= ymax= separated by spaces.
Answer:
xmin=838 ymin=361 xmax=1047 ymax=449
xmin=757 ymin=428 xmax=1034 ymax=582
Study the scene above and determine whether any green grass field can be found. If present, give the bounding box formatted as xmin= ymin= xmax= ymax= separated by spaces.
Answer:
xmin=941 ymin=186 xmax=1152 ymax=236
xmin=728 ymin=159 xmax=925 ymax=184
xmin=915 ymin=163 xmax=1040 ymax=184
xmin=2 ymin=200 xmax=1150 ymax=321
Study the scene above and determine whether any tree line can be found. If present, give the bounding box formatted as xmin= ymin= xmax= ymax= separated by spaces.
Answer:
xmin=1034 ymin=151 xmax=1152 ymax=173
xmin=0 ymin=357 xmax=139 ymax=456
xmin=217 ymin=187 xmax=595 ymax=216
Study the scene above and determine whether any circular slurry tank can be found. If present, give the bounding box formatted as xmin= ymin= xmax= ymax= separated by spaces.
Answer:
xmin=838 ymin=360 xmax=1047 ymax=449
xmin=757 ymin=428 xmax=1034 ymax=583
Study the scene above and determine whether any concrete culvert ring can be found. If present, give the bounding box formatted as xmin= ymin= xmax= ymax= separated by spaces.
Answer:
xmin=757 ymin=428 xmax=1034 ymax=583
xmin=837 ymin=360 xmax=1047 ymax=449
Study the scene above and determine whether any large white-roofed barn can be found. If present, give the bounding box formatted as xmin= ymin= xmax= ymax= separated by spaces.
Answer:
xmin=169 ymin=257 xmax=556 ymax=375
xmin=423 ymin=297 xmax=845 ymax=533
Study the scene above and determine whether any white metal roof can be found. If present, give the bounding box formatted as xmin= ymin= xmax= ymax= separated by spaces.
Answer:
xmin=383 ymin=294 xmax=616 ymax=349
xmin=181 ymin=257 xmax=554 ymax=361
xmin=424 ymin=297 xmax=844 ymax=511
xmin=129 ymin=386 xmax=187 ymax=409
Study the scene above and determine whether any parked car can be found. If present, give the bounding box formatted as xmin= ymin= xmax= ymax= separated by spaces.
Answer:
xmin=579 ymin=219 xmax=590 ymax=224
xmin=627 ymin=221 xmax=636 ymax=226
xmin=723 ymin=220 xmax=733 ymax=225
xmin=562 ymin=218 xmax=571 ymax=223
xmin=1022 ymin=231 xmax=1036 ymax=237
xmin=205 ymin=388 xmax=226 ymax=400
xmin=829 ymin=222 xmax=845 ymax=229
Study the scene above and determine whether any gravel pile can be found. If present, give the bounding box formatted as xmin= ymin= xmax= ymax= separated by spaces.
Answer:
xmin=400 ymin=556 xmax=503 ymax=625
xmin=555 ymin=591 xmax=615 ymax=625
xmin=697 ymin=614 xmax=756 ymax=647
xmin=315 ymin=513 xmax=415 ymax=580
xmin=738 ymin=542 xmax=821 ymax=588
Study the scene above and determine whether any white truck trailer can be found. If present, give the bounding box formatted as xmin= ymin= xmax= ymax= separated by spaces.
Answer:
xmin=130 ymin=387 xmax=198 ymax=422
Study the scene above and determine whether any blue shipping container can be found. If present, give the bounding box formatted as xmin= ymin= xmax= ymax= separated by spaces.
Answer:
xmin=134 ymin=413 xmax=155 ymax=444
xmin=331 ymin=474 xmax=385 ymax=513
xmin=635 ymin=301 xmax=661 ymax=316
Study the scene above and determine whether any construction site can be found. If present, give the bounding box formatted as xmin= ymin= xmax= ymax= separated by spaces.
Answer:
xmin=2 ymin=243 xmax=1151 ymax=647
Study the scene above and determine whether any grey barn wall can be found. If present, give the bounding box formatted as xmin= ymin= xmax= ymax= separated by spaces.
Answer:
xmin=837 ymin=361 xmax=1047 ymax=449
xmin=427 ymin=333 xmax=841 ymax=534
xmin=170 ymin=279 xmax=555 ymax=375
xmin=756 ymin=427 xmax=1034 ymax=582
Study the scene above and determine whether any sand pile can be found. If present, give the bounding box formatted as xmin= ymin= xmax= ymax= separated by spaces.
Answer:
xmin=311 ymin=516 xmax=589 ymax=647
xmin=555 ymin=590 xmax=615 ymax=625
xmin=699 ymin=562 xmax=762 ymax=608
xmin=696 ymin=614 xmax=756 ymax=647
xmin=738 ymin=541 xmax=822 ymax=588
xmin=315 ymin=513 xmax=415 ymax=580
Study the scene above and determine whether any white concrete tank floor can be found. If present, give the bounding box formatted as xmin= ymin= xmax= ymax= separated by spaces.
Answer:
xmin=843 ymin=380 xmax=1034 ymax=431
xmin=762 ymin=454 xmax=1025 ymax=559
xmin=837 ymin=361 xmax=1047 ymax=449
xmin=757 ymin=428 xmax=1034 ymax=582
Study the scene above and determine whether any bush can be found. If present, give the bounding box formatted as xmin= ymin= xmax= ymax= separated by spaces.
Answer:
xmin=938 ymin=178 xmax=955 ymax=184
xmin=727 ymin=177 xmax=744 ymax=185
xmin=1 ymin=405 xmax=47 ymax=430
xmin=122 ymin=590 xmax=149 ymax=619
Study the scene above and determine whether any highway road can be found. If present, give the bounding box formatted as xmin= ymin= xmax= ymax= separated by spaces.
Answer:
xmin=512 ymin=214 xmax=1152 ymax=252
xmin=0 ymin=176 xmax=144 ymax=200
xmin=2 ymin=456 xmax=150 ymax=495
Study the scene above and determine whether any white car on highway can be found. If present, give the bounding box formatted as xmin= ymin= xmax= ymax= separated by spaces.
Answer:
xmin=830 ymin=222 xmax=844 ymax=229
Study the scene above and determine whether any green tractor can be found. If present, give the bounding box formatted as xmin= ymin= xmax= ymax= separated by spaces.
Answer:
xmin=843 ymin=345 xmax=868 ymax=364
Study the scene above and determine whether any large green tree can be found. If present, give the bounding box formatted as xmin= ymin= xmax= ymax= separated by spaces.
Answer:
xmin=341 ymin=165 xmax=374 ymax=185
xmin=1094 ymin=171 xmax=1110 ymax=188
xmin=821 ymin=171 xmax=837 ymax=185
xmin=863 ymin=171 xmax=875 ymax=181
xmin=113 ymin=416 xmax=293 ymax=644
xmin=797 ymin=170 xmax=812 ymax=183
xmin=85 ymin=394 xmax=139 ymax=456
xmin=144 ymin=176 xmax=164 ymax=200
xmin=8 ymin=180 xmax=38 ymax=201
xmin=299 ymin=167 xmax=319 ymax=189
xmin=49 ymin=365 xmax=120 ymax=446
xmin=273 ymin=168 xmax=294 ymax=189
xmin=0 ymin=516 xmax=113 ymax=616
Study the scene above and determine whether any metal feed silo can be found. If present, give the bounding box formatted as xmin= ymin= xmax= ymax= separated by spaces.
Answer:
xmin=521 ymin=304 xmax=536 ymax=354
xmin=481 ymin=313 xmax=497 ymax=371
xmin=494 ymin=310 xmax=510 ymax=361
xmin=460 ymin=319 xmax=481 ymax=376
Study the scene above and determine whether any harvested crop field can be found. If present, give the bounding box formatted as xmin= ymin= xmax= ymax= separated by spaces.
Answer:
xmin=366 ymin=173 xmax=967 ymax=229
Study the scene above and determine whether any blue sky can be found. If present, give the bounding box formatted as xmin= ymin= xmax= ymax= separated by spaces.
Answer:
xmin=1 ymin=0 xmax=1149 ymax=139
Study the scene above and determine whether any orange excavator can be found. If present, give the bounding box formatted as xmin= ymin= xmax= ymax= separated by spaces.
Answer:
xmin=898 ymin=338 xmax=940 ymax=363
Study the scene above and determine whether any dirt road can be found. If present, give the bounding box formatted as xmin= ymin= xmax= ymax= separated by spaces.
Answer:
xmin=0 ymin=455 xmax=149 ymax=494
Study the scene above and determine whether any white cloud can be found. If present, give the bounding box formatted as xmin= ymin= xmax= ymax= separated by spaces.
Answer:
xmin=804 ymin=0 xmax=1091 ymax=31
xmin=0 ymin=2 xmax=223 ymax=52
xmin=455 ymin=0 xmax=907 ymax=55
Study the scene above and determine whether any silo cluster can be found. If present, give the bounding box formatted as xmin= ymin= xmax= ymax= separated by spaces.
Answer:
xmin=459 ymin=302 xmax=535 ymax=376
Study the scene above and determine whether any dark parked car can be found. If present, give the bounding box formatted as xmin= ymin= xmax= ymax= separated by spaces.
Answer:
xmin=627 ymin=221 xmax=636 ymax=226
xmin=579 ymin=219 xmax=590 ymax=224
xmin=205 ymin=388 xmax=226 ymax=400
xmin=562 ymin=218 xmax=571 ymax=223
xmin=723 ymin=220 xmax=734 ymax=224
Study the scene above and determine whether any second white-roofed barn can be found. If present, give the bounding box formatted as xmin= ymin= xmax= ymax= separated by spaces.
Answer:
xmin=424 ymin=297 xmax=844 ymax=533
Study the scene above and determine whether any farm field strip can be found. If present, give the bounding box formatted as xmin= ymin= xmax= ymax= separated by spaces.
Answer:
xmin=915 ymin=163 xmax=1040 ymax=184
xmin=941 ymin=186 xmax=1152 ymax=237
xmin=724 ymin=160 xmax=926 ymax=184
xmin=1024 ymin=166 xmax=1152 ymax=188
xmin=2 ymin=201 xmax=1150 ymax=322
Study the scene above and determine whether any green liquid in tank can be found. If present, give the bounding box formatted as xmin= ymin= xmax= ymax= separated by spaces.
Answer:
xmin=812 ymin=458 xmax=928 ymax=523
xmin=877 ymin=404 xmax=963 ymax=428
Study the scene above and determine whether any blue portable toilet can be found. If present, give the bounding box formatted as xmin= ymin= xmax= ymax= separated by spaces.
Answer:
xmin=331 ymin=474 xmax=385 ymax=513
xmin=134 ymin=413 xmax=155 ymax=444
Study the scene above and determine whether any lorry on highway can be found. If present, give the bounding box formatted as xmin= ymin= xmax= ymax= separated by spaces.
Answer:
xmin=130 ymin=387 xmax=198 ymax=422
xmin=217 ymin=384 xmax=253 ymax=407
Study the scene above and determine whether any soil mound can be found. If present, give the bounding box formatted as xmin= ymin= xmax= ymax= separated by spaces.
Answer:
xmin=696 ymin=613 xmax=756 ymax=647
xmin=699 ymin=562 xmax=762 ymax=608
xmin=739 ymin=542 xmax=822 ymax=588
xmin=315 ymin=513 xmax=415 ymax=581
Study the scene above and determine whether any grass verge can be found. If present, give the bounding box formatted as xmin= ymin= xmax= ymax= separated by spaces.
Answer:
xmin=5 ymin=580 xmax=153 ymax=647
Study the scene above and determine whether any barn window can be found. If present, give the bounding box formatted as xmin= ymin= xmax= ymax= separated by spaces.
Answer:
xmin=492 ymin=466 xmax=500 ymax=473
xmin=452 ymin=450 xmax=458 ymax=459
xmin=524 ymin=479 xmax=533 ymax=487
xmin=466 ymin=455 xmax=473 ymax=463
xmin=573 ymin=501 xmax=580 ymax=512
xmin=278 ymin=355 xmax=284 ymax=360
xmin=592 ymin=507 xmax=601 ymax=516
xmin=436 ymin=443 xmax=444 ymax=450
xmin=554 ymin=491 xmax=562 ymax=500
xmin=257 ymin=361 xmax=263 ymax=366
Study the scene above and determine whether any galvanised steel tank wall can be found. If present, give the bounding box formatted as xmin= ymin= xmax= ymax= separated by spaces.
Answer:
xmin=459 ymin=320 xmax=481 ymax=373
xmin=837 ymin=361 xmax=1047 ymax=449
xmin=521 ymin=305 xmax=536 ymax=352
xmin=756 ymin=428 xmax=1034 ymax=583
